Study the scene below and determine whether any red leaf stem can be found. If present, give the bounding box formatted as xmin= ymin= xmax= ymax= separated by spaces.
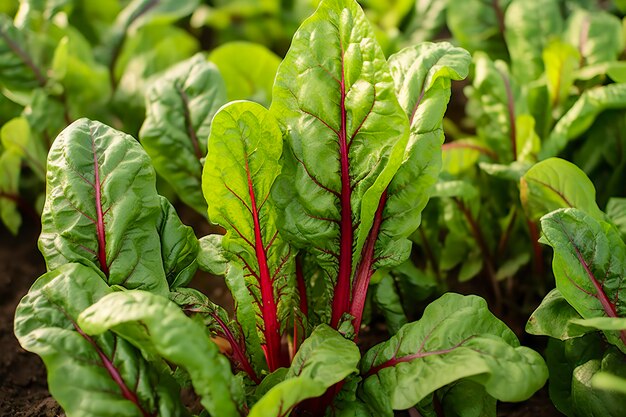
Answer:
xmin=73 ymin=324 xmax=155 ymax=417
xmin=210 ymin=312 xmax=261 ymax=384
xmin=330 ymin=41 xmax=353 ymax=329
xmin=90 ymin=132 xmax=109 ymax=277
xmin=243 ymin=155 xmax=285 ymax=371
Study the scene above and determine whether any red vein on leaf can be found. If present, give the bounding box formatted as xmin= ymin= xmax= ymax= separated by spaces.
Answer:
xmin=224 ymin=182 xmax=253 ymax=215
xmin=243 ymin=153 xmax=284 ymax=371
xmin=330 ymin=38 xmax=354 ymax=329
xmin=364 ymin=336 xmax=476 ymax=377
xmin=556 ymin=220 xmax=626 ymax=345
xmin=293 ymin=154 xmax=340 ymax=198
xmin=210 ymin=312 xmax=261 ymax=384
xmin=526 ymin=177 xmax=574 ymax=208
xmin=89 ymin=128 xmax=109 ymax=278
xmin=73 ymin=324 xmax=155 ymax=417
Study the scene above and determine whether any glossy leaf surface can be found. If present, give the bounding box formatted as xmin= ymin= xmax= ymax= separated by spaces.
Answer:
xmin=78 ymin=290 xmax=243 ymax=417
xmin=270 ymin=0 xmax=409 ymax=326
xmin=202 ymin=101 xmax=295 ymax=371
xmin=14 ymin=263 xmax=188 ymax=417
xmin=40 ymin=118 xmax=170 ymax=294
xmin=140 ymin=53 xmax=226 ymax=215
xmin=541 ymin=208 xmax=626 ymax=350
xmin=360 ymin=293 xmax=547 ymax=415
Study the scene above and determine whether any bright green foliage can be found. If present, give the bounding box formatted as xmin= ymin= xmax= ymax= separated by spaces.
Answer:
xmin=504 ymin=0 xmax=563 ymax=83
xmin=564 ymin=8 xmax=623 ymax=65
xmin=202 ymin=101 xmax=296 ymax=365
xmin=270 ymin=0 xmax=409 ymax=273
xmin=520 ymin=157 xmax=604 ymax=222
xmin=377 ymin=42 xmax=470 ymax=267
xmin=540 ymin=208 xmax=626 ymax=351
xmin=209 ymin=42 xmax=281 ymax=106
xmin=140 ymin=53 xmax=227 ymax=215
xmin=446 ymin=0 xmax=511 ymax=61
xmin=14 ymin=263 xmax=189 ymax=417
xmin=0 ymin=14 xmax=45 ymax=94
xmin=39 ymin=119 xmax=197 ymax=294
xmin=12 ymin=1 xmax=550 ymax=416
xmin=78 ymin=290 xmax=243 ymax=417
xmin=541 ymin=84 xmax=626 ymax=158
xmin=248 ymin=325 xmax=360 ymax=416
xmin=361 ymin=293 xmax=548 ymax=416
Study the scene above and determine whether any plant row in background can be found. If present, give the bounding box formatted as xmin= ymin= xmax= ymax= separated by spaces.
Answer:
xmin=4 ymin=0 xmax=626 ymax=416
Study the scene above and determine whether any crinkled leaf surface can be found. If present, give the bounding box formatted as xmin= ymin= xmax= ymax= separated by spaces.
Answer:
xmin=360 ymin=293 xmax=547 ymax=415
xmin=248 ymin=324 xmax=360 ymax=417
xmin=197 ymin=234 xmax=228 ymax=275
xmin=14 ymin=263 xmax=188 ymax=417
xmin=540 ymin=208 xmax=626 ymax=351
xmin=39 ymin=118 xmax=169 ymax=294
xmin=209 ymin=41 xmax=280 ymax=106
xmin=606 ymin=197 xmax=626 ymax=240
xmin=270 ymin=0 xmax=409 ymax=314
xmin=140 ymin=53 xmax=226 ymax=215
xmin=78 ymin=290 xmax=243 ymax=417
xmin=520 ymin=157 xmax=604 ymax=222
xmin=374 ymin=42 xmax=470 ymax=268
xmin=202 ymin=101 xmax=295 ymax=371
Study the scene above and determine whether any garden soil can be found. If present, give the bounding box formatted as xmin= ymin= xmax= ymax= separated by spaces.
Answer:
xmin=0 ymin=212 xmax=560 ymax=417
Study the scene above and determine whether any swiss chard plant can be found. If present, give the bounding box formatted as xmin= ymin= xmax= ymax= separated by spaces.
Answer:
xmin=522 ymin=157 xmax=626 ymax=416
xmin=15 ymin=1 xmax=548 ymax=416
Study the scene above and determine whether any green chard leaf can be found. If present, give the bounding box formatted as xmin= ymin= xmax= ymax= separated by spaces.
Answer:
xmin=155 ymin=196 xmax=198 ymax=289
xmin=39 ymin=119 xmax=170 ymax=294
xmin=1 ymin=116 xmax=46 ymax=180
xmin=504 ymin=0 xmax=563 ymax=83
xmin=464 ymin=53 xmax=521 ymax=162
xmin=98 ymin=0 xmax=200 ymax=71
xmin=360 ymin=293 xmax=548 ymax=416
xmin=402 ymin=0 xmax=448 ymax=45
xmin=140 ymin=53 xmax=227 ymax=215
xmin=606 ymin=197 xmax=626 ymax=240
xmin=373 ymin=272 xmax=407 ymax=335
xmin=540 ymin=208 xmax=626 ymax=352
xmin=375 ymin=42 xmax=471 ymax=267
xmin=169 ymin=287 xmax=261 ymax=384
xmin=564 ymin=8 xmax=624 ymax=65
xmin=78 ymin=290 xmax=244 ymax=417
xmin=202 ymin=101 xmax=296 ymax=372
xmin=541 ymin=83 xmax=626 ymax=158
xmin=248 ymin=324 xmax=360 ymax=417
xmin=197 ymin=234 xmax=228 ymax=275
xmin=520 ymin=157 xmax=604 ymax=222
xmin=14 ymin=263 xmax=189 ymax=417
xmin=270 ymin=0 xmax=409 ymax=329
xmin=0 ymin=14 xmax=47 ymax=95
xmin=209 ymin=41 xmax=281 ymax=106
xmin=526 ymin=288 xmax=588 ymax=340
xmin=542 ymin=39 xmax=580 ymax=110
xmin=446 ymin=0 xmax=511 ymax=61
xmin=0 ymin=146 xmax=22 ymax=234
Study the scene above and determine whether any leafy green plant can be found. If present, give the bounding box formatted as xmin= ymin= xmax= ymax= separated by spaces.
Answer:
xmin=15 ymin=1 xmax=549 ymax=416
xmin=522 ymin=157 xmax=626 ymax=416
